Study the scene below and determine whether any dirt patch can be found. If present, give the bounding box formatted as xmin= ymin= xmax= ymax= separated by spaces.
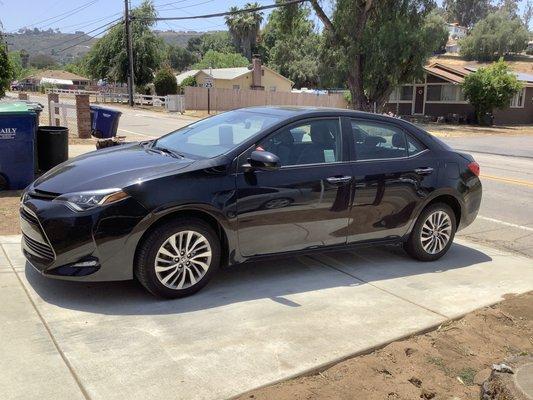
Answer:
xmin=418 ymin=123 xmax=533 ymax=138
xmin=236 ymin=292 xmax=533 ymax=400
xmin=0 ymin=190 xmax=22 ymax=235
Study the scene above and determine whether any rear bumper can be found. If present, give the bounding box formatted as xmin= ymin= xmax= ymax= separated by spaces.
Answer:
xmin=458 ymin=176 xmax=482 ymax=231
xmin=20 ymin=193 xmax=148 ymax=281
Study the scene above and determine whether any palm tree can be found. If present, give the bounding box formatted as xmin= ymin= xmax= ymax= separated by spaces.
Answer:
xmin=225 ymin=3 xmax=263 ymax=60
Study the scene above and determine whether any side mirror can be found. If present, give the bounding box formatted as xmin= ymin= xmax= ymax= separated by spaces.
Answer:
xmin=246 ymin=150 xmax=281 ymax=171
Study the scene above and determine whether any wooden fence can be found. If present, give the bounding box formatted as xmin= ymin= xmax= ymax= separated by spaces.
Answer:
xmin=184 ymin=87 xmax=348 ymax=111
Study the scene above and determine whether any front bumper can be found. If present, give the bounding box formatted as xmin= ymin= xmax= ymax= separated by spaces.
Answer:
xmin=20 ymin=191 xmax=148 ymax=281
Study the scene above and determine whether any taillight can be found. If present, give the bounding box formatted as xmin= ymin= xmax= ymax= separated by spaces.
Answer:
xmin=467 ymin=161 xmax=480 ymax=176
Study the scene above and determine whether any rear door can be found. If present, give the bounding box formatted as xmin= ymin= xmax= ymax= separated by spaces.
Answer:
xmin=235 ymin=117 xmax=353 ymax=257
xmin=347 ymin=118 xmax=438 ymax=243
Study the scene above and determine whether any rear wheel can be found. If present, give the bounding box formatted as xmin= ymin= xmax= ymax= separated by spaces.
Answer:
xmin=135 ymin=218 xmax=221 ymax=298
xmin=404 ymin=203 xmax=456 ymax=261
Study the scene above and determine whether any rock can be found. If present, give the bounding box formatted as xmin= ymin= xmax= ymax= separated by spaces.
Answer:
xmin=420 ymin=389 xmax=436 ymax=399
xmin=492 ymin=363 xmax=514 ymax=374
xmin=409 ymin=377 xmax=422 ymax=388
xmin=474 ymin=368 xmax=491 ymax=386
xmin=405 ymin=347 xmax=417 ymax=357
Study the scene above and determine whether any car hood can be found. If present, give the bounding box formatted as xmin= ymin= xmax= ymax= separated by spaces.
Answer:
xmin=33 ymin=143 xmax=195 ymax=193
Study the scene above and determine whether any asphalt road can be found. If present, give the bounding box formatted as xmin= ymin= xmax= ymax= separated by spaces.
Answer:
xmin=114 ymin=110 xmax=533 ymax=258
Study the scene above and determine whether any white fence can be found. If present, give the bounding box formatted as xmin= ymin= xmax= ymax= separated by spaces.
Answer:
xmin=45 ymin=88 xmax=185 ymax=112
xmin=49 ymin=100 xmax=78 ymax=135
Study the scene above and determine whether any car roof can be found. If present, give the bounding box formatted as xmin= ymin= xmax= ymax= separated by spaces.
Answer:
xmin=238 ymin=106 xmax=403 ymax=123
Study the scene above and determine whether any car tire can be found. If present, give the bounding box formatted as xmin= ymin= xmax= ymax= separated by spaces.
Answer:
xmin=404 ymin=203 xmax=456 ymax=261
xmin=135 ymin=218 xmax=221 ymax=298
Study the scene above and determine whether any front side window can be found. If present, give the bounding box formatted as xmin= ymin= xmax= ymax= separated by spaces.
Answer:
xmin=154 ymin=110 xmax=284 ymax=158
xmin=351 ymin=120 xmax=409 ymax=160
xmin=258 ymin=119 xmax=342 ymax=166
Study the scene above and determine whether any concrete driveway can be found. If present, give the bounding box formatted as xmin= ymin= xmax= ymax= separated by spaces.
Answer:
xmin=1 ymin=236 xmax=532 ymax=400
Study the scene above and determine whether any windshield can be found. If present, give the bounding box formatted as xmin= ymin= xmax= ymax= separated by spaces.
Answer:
xmin=154 ymin=110 xmax=283 ymax=158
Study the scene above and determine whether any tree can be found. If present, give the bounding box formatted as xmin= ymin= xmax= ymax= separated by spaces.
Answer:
xmin=154 ymin=67 xmax=178 ymax=96
xmin=165 ymin=45 xmax=198 ymax=72
xmin=225 ymin=3 xmax=264 ymax=60
xmin=459 ymin=12 xmax=529 ymax=61
xmin=262 ymin=1 xmax=321 ymax=87
xmin=7 ymin=51 xmax=24 ymax=80
xmin=310 ymin=0 xmax=448 ymax=111
xmin=85 ymin=0 xmax=162 ymax=86
xmin=462 ymin=59 xmax=522 ymax=124
xmin=523 ymin=0 xmax=532 ymax=29
xmin=191 ymin=49 xmax=249 ymax=69
xmin=199 ymin=31 xmax=236 ymax=55
xmin=29 ymin=54 xmax=57 ymax=69
xmin=0 ymin=43 xmax=13 ymax=97
xmin=497 ymin=0 xmax=519 ymax=18
xmin=443 ymin=0 xmax=493 ymax=27
xmin=64 ymin=57 xmax=87 ymax=77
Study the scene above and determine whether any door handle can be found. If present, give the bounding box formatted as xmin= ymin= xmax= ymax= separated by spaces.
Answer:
xmin=414 ymin=167 xmax=434 ymax=175
xmin=326 ymin=176 xmax=352 ymax=185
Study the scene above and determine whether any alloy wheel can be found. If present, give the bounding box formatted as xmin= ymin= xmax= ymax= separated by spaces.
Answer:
xmin=154 ymin=230 xmax=212 ymax=290
xmin=420 ymin=210 xmax=452 ymax=254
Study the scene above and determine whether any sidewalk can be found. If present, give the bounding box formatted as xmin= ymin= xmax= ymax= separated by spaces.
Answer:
xmin=1 ymin=235 xmax=532 ymax=400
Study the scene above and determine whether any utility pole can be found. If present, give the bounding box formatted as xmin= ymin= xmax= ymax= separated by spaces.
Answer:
xmin=124 ymin=0 xmax=135 ymax=107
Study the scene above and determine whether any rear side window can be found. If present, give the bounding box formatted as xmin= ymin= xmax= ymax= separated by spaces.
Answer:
xmin=406 ymin=134 xmax=426 ymax=156
xmin=350 ymin=120 xmax=425 ymax=160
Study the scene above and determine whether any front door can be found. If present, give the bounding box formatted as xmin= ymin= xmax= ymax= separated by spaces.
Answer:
xmin=235 ymin=118 xmax=352 ymax=257
xmin=414 ymin=85 xmax=425 ymax=114
xmin=347 ymin=118 xmax=438 ymax=242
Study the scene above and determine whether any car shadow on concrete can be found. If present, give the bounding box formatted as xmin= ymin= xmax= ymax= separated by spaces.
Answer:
xmin=25 ymin=242 xmax=492 ymax=316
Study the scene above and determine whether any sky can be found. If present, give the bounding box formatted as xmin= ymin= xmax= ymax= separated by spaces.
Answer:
xmin=0 ymin=0 xmax=531 ymax=35
xmin=0 ymin=0 xmax=307 ymax=34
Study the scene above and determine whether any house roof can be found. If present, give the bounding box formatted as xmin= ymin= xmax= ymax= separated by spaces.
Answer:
xmin=176 ymin=66 xmax=293 ymax=85
xmin=424 ymin=62 xmax=533 ymax=87
xmin=23 ymin=69 xmax=90 ymax=81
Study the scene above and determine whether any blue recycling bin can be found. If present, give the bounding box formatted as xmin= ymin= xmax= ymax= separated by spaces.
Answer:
xmin=90 ymin=106 xmax=122 ymax=138
xmin=0 ymin=102 xmax=36 ymax=190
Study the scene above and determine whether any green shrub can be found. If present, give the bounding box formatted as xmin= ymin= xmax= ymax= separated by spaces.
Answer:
xmin=153 ymin=68 xmax=178 ymax=96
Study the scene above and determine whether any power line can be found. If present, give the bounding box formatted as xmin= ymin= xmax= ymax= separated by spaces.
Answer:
xmin=135 ymin=0 xmax=308 ymax=21
xmin=12 ymin=0 xmax=100 ymax=32
xmin=55 ymin=12 xmax=123 ymax=32
xmin=36 ymin=18 xmax=122 ymax=53
xmin=58 ymin=20 xmax=122 ymax=53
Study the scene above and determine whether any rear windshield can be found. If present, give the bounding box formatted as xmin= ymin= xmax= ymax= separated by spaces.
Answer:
xmin=154 ymin=110 xmax=283 ymax=158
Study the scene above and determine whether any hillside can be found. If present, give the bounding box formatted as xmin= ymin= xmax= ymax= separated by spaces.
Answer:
xmin=8 ymin=29 xmax=97 ymax=64
xmin=7 ymin=28 xmax=218 ymax=64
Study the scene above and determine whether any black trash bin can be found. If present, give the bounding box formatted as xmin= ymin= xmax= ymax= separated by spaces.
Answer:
xmin=37 ymin=126 xmax=69 ymax=171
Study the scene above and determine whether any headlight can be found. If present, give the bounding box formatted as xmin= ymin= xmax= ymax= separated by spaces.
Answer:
xmin=54 ymin=189 xmax=129 ymax=212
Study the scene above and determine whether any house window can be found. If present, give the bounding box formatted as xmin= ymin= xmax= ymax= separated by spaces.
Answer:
xmin=232 ymin=85 xmax=240 ymax=90
xmin=510 ymin=88 xmax=525 ymax=108
xmin=389 ymin=85 xmax=413 ymax=102
xmin=426 ymin=84 xmax=464 ymax=102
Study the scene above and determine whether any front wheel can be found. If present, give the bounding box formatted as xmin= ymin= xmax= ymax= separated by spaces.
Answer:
xmin=135 ymin=218 xmax=221 ymax=298
xmin=404 ymin=203 xmax=456 ymax=261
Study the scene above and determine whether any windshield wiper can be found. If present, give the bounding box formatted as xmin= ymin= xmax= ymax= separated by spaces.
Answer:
xmin=150 ymin=146 xmax=184 ymax=159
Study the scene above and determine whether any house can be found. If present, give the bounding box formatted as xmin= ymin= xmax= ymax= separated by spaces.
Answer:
xmin=176 ymin=57 xmax=293 ymax=92
xmin=21 ymin=70 xmax=91 ymax=89
xmin=446 ymin=23 xmax=467 ymax=40
xmin=444 ymin=23 xmax=468 ymax=54
xmin=385 ymin=61 xmax=533 ymax=125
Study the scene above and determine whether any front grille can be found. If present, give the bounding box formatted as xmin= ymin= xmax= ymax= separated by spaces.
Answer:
xmin=23 ymin=234 xmax=55 ymax=262
xmin=27 ymin=189 xmax=60 ymax=201
xmin=20 ymin=207 xmax=39 ymax=225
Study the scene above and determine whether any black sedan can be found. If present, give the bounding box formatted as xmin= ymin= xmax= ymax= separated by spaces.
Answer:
xmin=20 ymin=107 xmax=482 ymax=298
